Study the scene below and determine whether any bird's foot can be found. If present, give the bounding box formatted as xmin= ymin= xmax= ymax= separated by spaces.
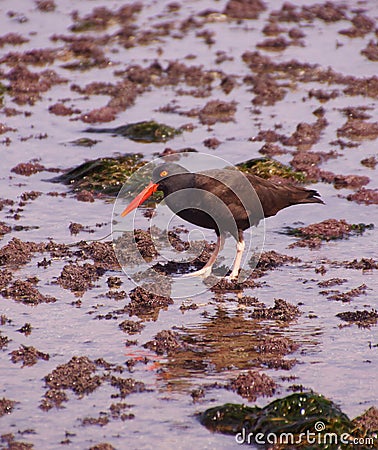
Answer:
xmin=181 ymin=266 xmax=212 ymax=279
xmin=225 ymin=270 xmax=240 ymax=282
xmin=225 ymin=275 xmax=239 ymax=282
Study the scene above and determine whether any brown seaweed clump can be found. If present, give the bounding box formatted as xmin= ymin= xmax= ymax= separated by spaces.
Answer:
xmin=227 ymin=370 xmax=276 ymax=401
xmin=0 ymin=238 xmax=45 ymax=268
xmin=57 ymin=262 xmax=104 ymax=293
xmin=0 ymin=222 xmax=11 ymax=236
xmin=323 ymin=284 xmax=368 ymax=303
xmin=40 ymin=356 xmax=102 ymax=410
xmin=109 ymin=376 xmax=146 ymax=399
xmin=223 ymin=0 xmax=267 ymax=20
xmin=0 ymin=332 xmax=11 ymax=350
xmin=195 ymin=100 xmax=237 ymax=125
xmin=127 ymin=286 xmax=173 ymax=319
xmin=254 ymin=250 xmax=301 ymax=272
xmin=5 ymin=64 xmax=67 ymax=106
xmin=337 ymin=119 xmax=378 ymax=141
xmin=286 ymin=219 xmax=373 ymax=249
xmin=119 ymin=319 xmax=144 ymax=335
xmin=250 ymin=299 xmax=301 ymax=322
xmin=347 ymin=188 xmax=378 ymax=205
xmin=361 ymin=156 xmax=377 ymax=169
xmin=0 ymin=398 xmax=16 ymax=417
xmin=1 ymin=279 xmax=57 ymax=305
xmin=10 ymin=345 xmax=49 ymax=367
xmin=336 ymin=310 xmax=378 ymax=328
xmin=144 ymin=330 xmax=187 ymax=355
xmin=11 ymin=161 xmax=46 ymax=176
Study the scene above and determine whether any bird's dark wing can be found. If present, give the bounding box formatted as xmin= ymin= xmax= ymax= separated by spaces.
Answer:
xmin=195 ymin=169 xmax=264 ymax=229
xmin=245 ymin=173 xmax=324 ymax=218
xmin=197 ymin=168 xmax=323 ymax=219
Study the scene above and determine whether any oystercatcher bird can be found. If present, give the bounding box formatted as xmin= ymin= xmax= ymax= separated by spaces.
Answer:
xmin=121 ymin=162 xmax=323 ymax=279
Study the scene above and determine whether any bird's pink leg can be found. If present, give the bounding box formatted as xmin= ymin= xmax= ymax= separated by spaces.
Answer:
xmin=228 ymin=237 xmax=245 ymax=280
xmin=182 ymin=234 xmax=225 ymax=278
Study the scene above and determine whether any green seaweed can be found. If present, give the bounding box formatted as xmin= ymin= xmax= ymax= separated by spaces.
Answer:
xmin=200 ymin=392 xmax=377 ymax=449
xmin=85 ymin=120 xmax=182 ymax=143
xmin=69 ymin=137 xmax=100 ymax=147
xmin=70 ymin=20 xmax=107 ymax=33
xmin=237 ymin=157 xmax=306 ymax=182
xmin=350 ymin=223 xmax=375 ymax=234
xmin=52 ymin=154 xmax=147 ymax=195
xmin=0 ymin=82 xmax=8 ymax=106
xmin=62 ymin=60 xmax=102 ymax=71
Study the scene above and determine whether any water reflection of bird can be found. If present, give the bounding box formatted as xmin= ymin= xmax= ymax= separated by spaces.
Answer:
xmin=121 ymin=162 xmax=323 ymax=279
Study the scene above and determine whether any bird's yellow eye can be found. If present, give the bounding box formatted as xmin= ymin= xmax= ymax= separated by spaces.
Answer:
xmin=160 ymin=170 xmax=168 ymax=177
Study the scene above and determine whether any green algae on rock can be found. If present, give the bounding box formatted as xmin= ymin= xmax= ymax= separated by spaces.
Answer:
xmin=69 ymin=137 xmax=100 ymax=147
xmin=200 ymin=392 xmax=376 ymax=449
xmin=236 ymin=157 xmax=306 ymax=182
xmin=51 ymin=153 xmax=146 ymax=194
xmin=85 ymin=120 xmax=183 ymax=143
xmin=0 ymin=82 xmax=8 ymax=106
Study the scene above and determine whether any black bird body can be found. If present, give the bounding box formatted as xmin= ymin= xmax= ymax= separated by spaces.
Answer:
xmin=153 ymin=164 xmax=322 ymax=236
xmin=122 ymin=162 xmax=323 ymax=279
xmin=155 ymin=169 xmax=259 ymax=238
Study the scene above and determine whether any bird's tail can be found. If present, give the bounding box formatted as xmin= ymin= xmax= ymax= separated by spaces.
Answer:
xmin=290 ymin=187 xmax=324 ymax=205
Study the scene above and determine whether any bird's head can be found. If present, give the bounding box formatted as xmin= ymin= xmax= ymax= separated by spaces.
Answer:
xmin=151 ymin=162 xmax=189 ymax=184
xmin=121 ymin=163 xmax=189 ymax=217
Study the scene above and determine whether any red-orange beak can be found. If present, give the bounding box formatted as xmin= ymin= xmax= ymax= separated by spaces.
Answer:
xmin=120 ymin=181 xmax=158 ymax=217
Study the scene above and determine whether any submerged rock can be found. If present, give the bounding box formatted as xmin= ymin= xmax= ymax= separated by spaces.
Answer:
xmin=85 ymin=120 xmax=183 ymax=143
xmin=200 ymin=392 xmax=376 ymax=448
xmin=51 ymin=153 xmax=145 ymax=194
